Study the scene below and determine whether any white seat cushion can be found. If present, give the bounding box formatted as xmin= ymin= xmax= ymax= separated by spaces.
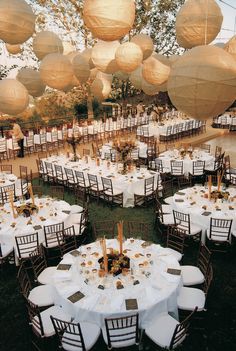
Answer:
xmin=177 ymin=286 xmax=205 ymax=311
xmin=161 ymin=214 xmax=175 ymax=226
xmin=145 ymin=313 xmax=183 ymax=349
xmin=33 ymin=305 xmax=71 ymax=337
xmin=206 ymin=229 xmax=231 ymax=242
xmin=162 ymin=204 xmax=172 ymax=213
xmin=165 ymin=248 xmax=182 ymax=262
xmin=37 ymin=266 xmax=57 ymax=285
xmin=70 ymin=205 xmax=83 ymax=214
xmin=178 ymin=223 xmax=201 ymax=236
xmin=181 ymin=266 xmax=204 ymax=286
xmin=164 ymin=196 xmax=173 ymax=205
xmin=62 ymin=321 xmax=100 ymax=351
xmin=28 ymin=284 xmax=55 ymax=307
xmin=104 ymin=188 xmax=123 ymax=196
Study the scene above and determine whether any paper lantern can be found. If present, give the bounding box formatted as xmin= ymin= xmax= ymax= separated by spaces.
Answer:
xmin=73 ymin=53 xmax=90 ymax=84
xmin=81 ymin=48 xmax=95 ymax=69
xmin=96 ymin=71 xmax=113 ymax=84
xmin=224 ymin=35 xmax=236 ymax=61
xmin=89 ymin=68 xmax=99 ymax=83
xmin=131 ymin=34 xmax=154 ymax=60
xmin=176 ymin=0 xmax=223 ymax=49
xmin=83 ymin=0 xmax=135 ymax=41
xmin=0 ymin=0 xmax=35 ymax=44
xmin=168 ymin=55 xmax=180 ymax=66
xmin=168 ymin=46 xmax=236 ymax=120
xmin=91 ymin=77 xmax=112 ymax=100
xmin=142 ymin=54 xmax=170 ymax=85
xmin=115 ymin=42 xmax=143 ymax=73
xmin=39 ymin=53 xmax=73 ymax=90
xmin=115 ymin=71 xmax=129 ymax=81
xmin=91 ymin=41 xmax=120 ymax=74
xmin=0 ymin=79 xmax=29 ymax=115
xmin=33 ymin=31 xmax=63 ymax=60
xmin=63 ymin=41 xmax=74 ymax=55
xmin=142 ymin=79 xmax=159 ymax=96
xmin=66 ymin=51 xmax=81 ymax=87
xmin=5 ymin=43 xmax=22 ymax=55
xmin=153 ymin=53 xmax=170 ymax=66
xmin=129 ymin=66 xmax=143 ymax=89
xmin=17 ymin=68 xmax=46 ymax=97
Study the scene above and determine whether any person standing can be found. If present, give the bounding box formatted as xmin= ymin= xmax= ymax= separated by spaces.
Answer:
xmin=11 ymin=119 xmax=24 ymax=158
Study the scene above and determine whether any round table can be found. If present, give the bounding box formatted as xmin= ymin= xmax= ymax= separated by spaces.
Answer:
xmin=0 ymin=172 xmax=17 ymax=190
xmin=0 ymin=196 xmax=71 ymax=262
xmin=42 ymin=155 xmax=160 ymax=207
xmin=53 ymin=239 xmax=182 ymax=329
xmin=171 ymin=185 xmax=236 ymax=243
xmin=158 ymin=149 xmax=215 ymax=175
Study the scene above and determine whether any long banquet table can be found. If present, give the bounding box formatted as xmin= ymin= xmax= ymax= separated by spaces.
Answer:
xmin=170 ymin=185 xmax=236 ymax=243
xmin=42 ymin=155 xmax=160 ymax=207
xmin=53 ymin=239 xmax=182 ymax=329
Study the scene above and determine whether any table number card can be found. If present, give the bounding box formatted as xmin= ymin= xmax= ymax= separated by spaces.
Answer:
xmin=125 ymin=299 xmax=138 ymax=310
xmin=33 ymin=225 xmax=42 ymax=231
xmin=176 ymin=191 xmax=185 ymax=196
xmin=201 ymin=211 xmax=212 ymax=216
xmin=167 ymin=268 xmax=181 ymax=276
xmin=62 ymin=210 xmax=70 ymax=214
xmin=68 ymin=291 xmax=85 ymax=303
xmin=175 ymin=199 xmax=184 ymax=202
xmin=57 ymin=264 xmax=72 ymax=271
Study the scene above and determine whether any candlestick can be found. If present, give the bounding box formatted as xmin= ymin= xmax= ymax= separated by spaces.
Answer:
xmin=28 ymin=183 xmax=35 ymax=205
xmin=208 ymin=175 xmax=212 ymax=200
xmin=103 ymin=236 xmax=108 ymax=274
xmin=117 ymin=221 xmax=123 ymax=255
xmin=8 ymin=191 xmax=18 ymax=219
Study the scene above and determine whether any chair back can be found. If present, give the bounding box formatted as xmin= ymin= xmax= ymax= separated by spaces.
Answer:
xmin=43 ymin=222 xmax=64 ymax=248
xmin=192 ymin=160 xmax=205 ymax=175
xmin=88 ymin=174 xmax=99 ymax=191
xmin=62 ymin=226 xmax=78 ymax=255
xmin=0 ymin=183 xmax=15 ymax=204
xmin=155 ymin=158 xmax=163 ymax=173
xmin=30 ymin=246 xmax=47 ymax=281
xmin=17 ymin=262 xmax=32 ymax=297
xmin=170 ymin=161 xmax=183 ymax=176
xmin=209 ymin=218 xmax=232 ymax=242
xmin=50 ymin=316 xmax=86 ymax=351
xmin=65 ymin=167 xmax=76 ymax=184
xmin=173 ymin=210 xmax=190 ymax=234
xmin=127 ymin=221 xmax=151 ymax=241
xmin=93 ymin=220 xmax=115 ymax=239
xmin=203 ymin=263 xmax=213 ymax=295
xmin=54 ymin=164 xmax=64 ymax=180
xmin=101 ymin=177 xmax=113 ymax=195
xmin=169 ymin=308 xmax=198 ymax=350
xmin=197 ymin=243 xmax=211 ymax=276
xmin=0 ymin=164 xmax=12 ymax=174
xmin=15 ymin=232 xmax=39 ymax=259
xmin=45 ymin=162 xmax=54 ymax=176
xmin=49 ymin=185 xmax=64 ymax=200
xmin=144 ymin=176 xmax=155 ymax=195
xmin=24 ymin=296 xmax=45 ymax=338
xmin=75 ymin=171 xmax=87 ymax=188
xmin=166 ymin=225 xmax=186 ymax=255
xmin=104 ymin=314 xmax=139 ymax=349
xmin=0 ymin=138 xmax=7 ymax=152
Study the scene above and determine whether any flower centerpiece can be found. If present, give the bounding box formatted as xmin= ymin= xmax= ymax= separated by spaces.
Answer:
xmin=210 ymin=190 xmax=230 ymax=201
xmin=16 ymin=203 xmax=39 ymax=217
xmin=113 ymin=138 xmax=136 ymax=174
xmin=98 ymin=250 xmax=130 ymax=276
xmin=67 ymin=134 xmax=82 ymax=162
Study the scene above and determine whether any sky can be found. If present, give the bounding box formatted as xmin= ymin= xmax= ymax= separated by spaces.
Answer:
xmin=1 ymin=0 xmax=236 ymax=77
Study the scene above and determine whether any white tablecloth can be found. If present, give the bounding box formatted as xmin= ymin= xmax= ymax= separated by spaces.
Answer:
xmin=0 ymin=172 xmax=17 ymax=190
xmin=42 ymin=155 xmax=160 ymax=207
xmin=101 ymin=141 xmax=147 ymax=159
xmin=158 ymin=149 xmax=215 ymax=174
xmin=170 ymin=185 xmax=236 ymax=243
xmin=53 ymin=239 xmax=182 ymax=329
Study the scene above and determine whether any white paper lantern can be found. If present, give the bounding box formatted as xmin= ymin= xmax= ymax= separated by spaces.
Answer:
xmin=91 ymin=77 xmax=112 ymax=100
xmin=131 ymin=34 xmax=154 ymax=60
xmin=176 ymin=0 xmax=223 ymax=49
xmin=81 ymin=48 xmax=95 ymax=69
xmin=115 ymin=42 xmax=143 ymax=73
xmin=5 ymin=43 xmax=22 ymax=55
xmin=63 ymin=41 xmax=74 ymax=55
xmin=39 ymin=53 xmax=73 ymax=90
xmin=142 ymin=79 xmax=159 ymax=96
xmin=224 ymin=35 xmax=236 ymax=61
xmin=83 ymin=0 xmax=135 ymax=41
xmin=67 ymin=51 xmax=81 ymax=87
xmin=73 ymin=53 xmax=90 ymax=84
xmin=129 ymin=66 xmax=143 ymax=89
xmin=33 ymin=31 xmax=63 ymax=60
xmin=114 ymin=71 xmax=129 ymax=81
xmin=168 ymin=55 xmax=180 ymax=66
xmin=91 ymin=40 xmax=120 ymax=74
xmin=168 ymin=46 xmax=236 ymax=119
xmin=142 ymin=54 xmax=170 ymax=86
xmin=17 ymin=68 xmax=46 ymax=97
xmin=0 ymin=0 xmax=35 ymax=45
xmin=0 ymin=79 xmax=29 ymax=115
xmin=96 ymin=71 xmax=113 ymax=84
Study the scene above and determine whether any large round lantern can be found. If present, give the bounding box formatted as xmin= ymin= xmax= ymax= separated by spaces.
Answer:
xmin=115 ymin=42 xmax=143 ymax=73
xmin=142 ymin=54 xmax=170 ymax=86
xmin=115 ymin=71 xmax=129 ymax=81
xmin=0 ymin=79 xmax=29 ymax=115
xmin=5 ymin=43 xmax=22 ymax=55
xmin=131 ymin=34 xmax=154 ymax=60
xmin=33 ymin=31 xmax=63 ymax=60
xmin=91 ymin=77 xmax=112 ymax=100
xmin=176 ymin=0 xmax=223 ymax=49
xmin=73 ymin=53 xmax=90 ymax=84
xmin=81 ymin=48 xmax=95 ymax=69
xmin=0 ymin=0 xmax=35 ymax=45
xmin=129 ymin=66 xmax=143 ymax=89
xmin=142 ymin=78 xmax=159 ymax=96
xmin=168 ymin=46 xmax=236 ymax=120
xmin=39 ymin=53 xmax=73 ymax=90
xmin=16 ymin=68 xmax=46 ymax=97
xmin=66 ymin=52 xmax=81 ymax=87
xmin=91 ymin=41 xmax=120 ymax=74
xmin=63 ymin=41 xmax=74 ymax=55
xmin=224 ymin=35 xmax=236 ymax=61
xmin=83 ymin=0 xmax=135 ymax=41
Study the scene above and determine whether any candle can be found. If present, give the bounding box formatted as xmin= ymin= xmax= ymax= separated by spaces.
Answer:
xmin=117 ymin=221 xmax=123 ymax=255
xmin=103 ymin=237 xmax=108 ymax=274
xmin=8 ymin=191 xmax=17 ymax=219
xmin=208 ymin=175 xmax=212 ymax=200
xmin=28 ymin=183 xmax=35 ymax=205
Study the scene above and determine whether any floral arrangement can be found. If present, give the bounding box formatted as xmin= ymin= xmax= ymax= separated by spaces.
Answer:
xmin=113 ymin=139 xmax=136 ymax=162
xmin=16 ymin=203 xmax=39 ymax=217
xmin=211 ymin=190 xmax=230 ymax=201
xmin=98 ymin=250 xmax=130 ymax=276
xmin=67 ymin=135 xmax=82 ymax=162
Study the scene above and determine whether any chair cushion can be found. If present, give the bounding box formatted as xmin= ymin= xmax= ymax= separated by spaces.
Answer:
xmin=104 ymin=188 xmax=123 ymax=196
xmin=33 ymin=305 xmax=71 ymax=337
xmin=177 ymin=286 xmax=205 ymax=311
xmin=164 ymin=196 xmax=173 ymax=205
xmin=206 ymin=229 xmax=231 ymax=242
xmin=162 ymin=204 xmax=172 ymax=214
xmin=165 ymin=248 xmax=182 ymax=262
xmin=38 ymin=266 xmax=57 ymax=285
xmin=70 ymin=205 xmax=83 ymax=214
xmin=178 ymin=224 xmax=201 ymax=236
xmin=181 ymin=266 xmax=204 ymax=286
xmin=62 ymin=321 xmax=100 ymax=351
xmin=145 ymin=313 xmax=182 ymax=349
xmin=161 ymin=214 xmax=175 ymax=226
xmin=28 ymin=284 xmax=55 ymax=307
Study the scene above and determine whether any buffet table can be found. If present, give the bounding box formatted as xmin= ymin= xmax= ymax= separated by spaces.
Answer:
xmin=53 ymin=239 xmax=182 ymax=329
xmin=42 ymin=155 xmax=160 ymax=207
xmin=170 ymin=185 xmax=236 ymax=243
